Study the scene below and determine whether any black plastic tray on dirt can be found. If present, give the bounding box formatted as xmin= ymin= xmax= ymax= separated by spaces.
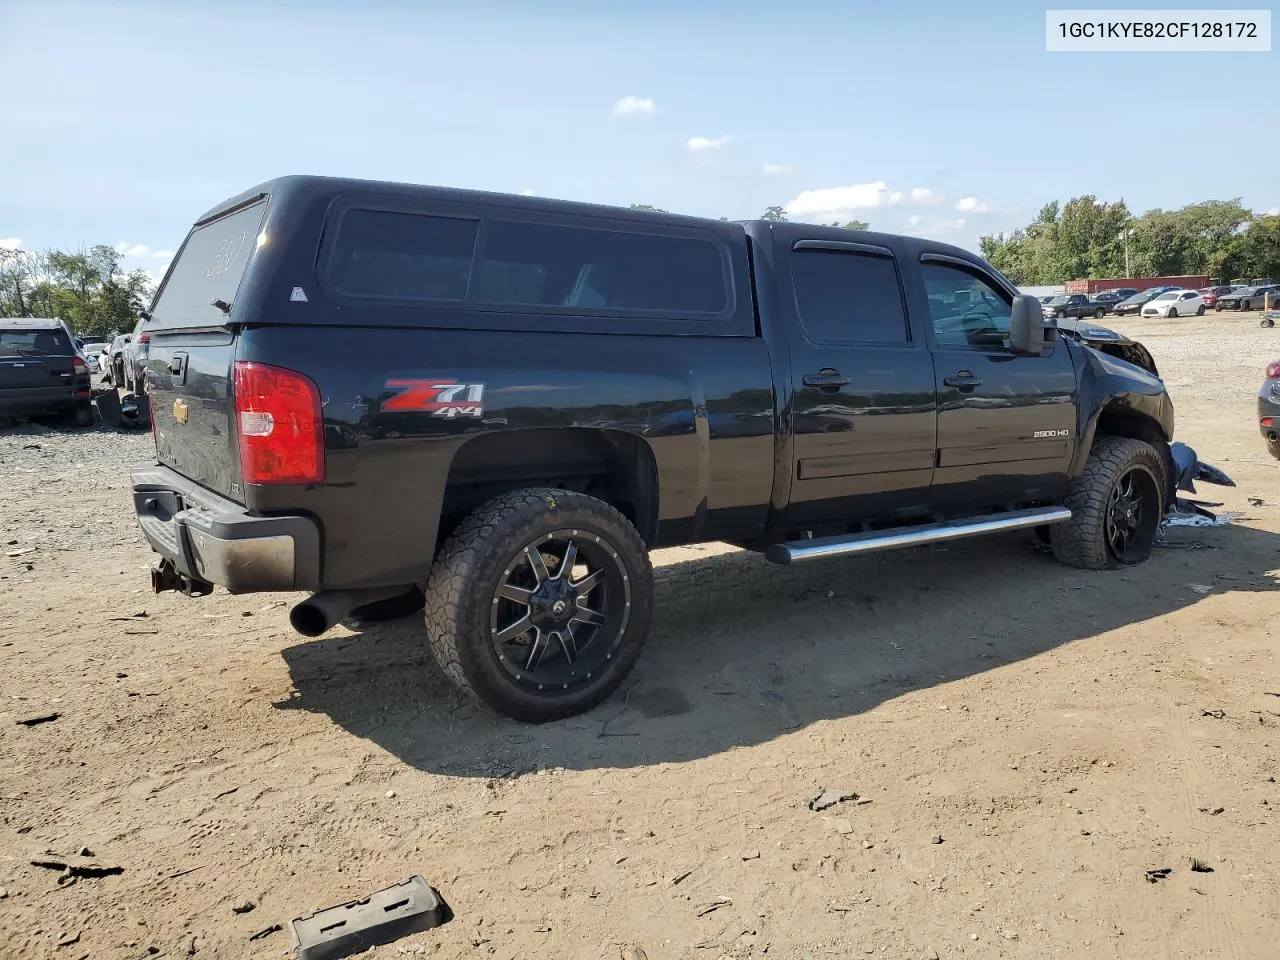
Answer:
xmin=290 ymin=875 xmax=446 ymax=960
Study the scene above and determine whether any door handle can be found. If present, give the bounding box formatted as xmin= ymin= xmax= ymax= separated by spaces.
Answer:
xmin=944 ymin=371 xmax=983 ymax=388
xmin=803 ymin=369 xmax=850 ymax=390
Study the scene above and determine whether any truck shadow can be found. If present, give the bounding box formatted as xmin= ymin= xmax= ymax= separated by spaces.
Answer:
xmin=274 ymin=521 xmax=1280 ymax=777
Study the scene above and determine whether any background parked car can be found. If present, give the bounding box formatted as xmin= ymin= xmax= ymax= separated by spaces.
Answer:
xmin=1090 ymin=288 xmax=1139 ymax=311
xmin=75 ymin=338 xmax=111 ymax=373
xmin=1199 ymin=285 xmax=1239 ymax=309
xmin=1090 ymin=285 xmax=1141 ymax=308
xmin=1041 ymin=293 xmax=1111 ymax=320
xmin=1217 ymin=285 xmax=1280 ymax=311
xmin=1112 ymin=286 xmax=1178 ymax=316
xmin=1141 ymin=289 xmax=1204 ymax=318
xmin=0 ymin=318 xmax=93 ymax=426
xmin=105 ymin=333 xmax=131 ymax=386
xmin=1258 ymin=359 xmax=1280 ymax=460
xmin=123 ymin=318 xmax=150 ymax=394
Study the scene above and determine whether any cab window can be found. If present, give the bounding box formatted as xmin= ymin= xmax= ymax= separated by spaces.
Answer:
xmin=921 ymin=262 xmax=1013 ymax=351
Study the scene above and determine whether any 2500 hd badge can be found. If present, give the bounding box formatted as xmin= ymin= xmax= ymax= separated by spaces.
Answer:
xmin=1034 ymin=429 xmax=1071 ymax=439
xmin=382 ymin=379 xmax=486 ymax=418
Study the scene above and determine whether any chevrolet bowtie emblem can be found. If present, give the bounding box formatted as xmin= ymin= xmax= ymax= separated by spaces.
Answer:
xmin=173 ymin=398 xmax=189 ymax=424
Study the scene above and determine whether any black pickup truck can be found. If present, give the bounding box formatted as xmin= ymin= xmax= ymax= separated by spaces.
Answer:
xmin=131 ymin=176 xmax=1216 ymax=722
xmin=1041 ymin=293 xmax=1110 ymax=321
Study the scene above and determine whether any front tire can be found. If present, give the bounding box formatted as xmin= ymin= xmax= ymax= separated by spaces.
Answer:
xmin=425 ymin=488 xmax=654 ymax=722
xmin=1168 ymin=306 xmax=1179 ymax=318
xmin=1050 ymin=436 xmax=1165 ymax=570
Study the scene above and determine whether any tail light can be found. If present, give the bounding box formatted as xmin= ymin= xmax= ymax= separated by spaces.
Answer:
xmin=232 ymin=361 xmax=324 ymax=485
xmin=1267 ymin=361 xmax=1280 ymax=379
xmin=72 ymin=355 xmax=91 ymax=397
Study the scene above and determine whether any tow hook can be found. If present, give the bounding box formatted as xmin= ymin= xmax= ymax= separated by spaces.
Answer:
xmin=150 ymin=559 xmax=214 ymax=597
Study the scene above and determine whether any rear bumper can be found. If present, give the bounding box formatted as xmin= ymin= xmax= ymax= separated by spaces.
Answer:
xmin=1258 ymin=382 xmax=1280 ymax=438
xmin=131 ymin=464 xmax=321 ymax=594
xmin=0 ymin=387 xmax=85 ymax=416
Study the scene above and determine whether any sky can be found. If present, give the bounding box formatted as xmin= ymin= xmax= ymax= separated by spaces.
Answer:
xmin=1 ymin=0 xmax=1277 ymax=282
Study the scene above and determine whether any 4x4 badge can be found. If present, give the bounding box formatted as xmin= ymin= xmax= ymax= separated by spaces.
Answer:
xmin=382 ymin=379 xmax=485 ymax=418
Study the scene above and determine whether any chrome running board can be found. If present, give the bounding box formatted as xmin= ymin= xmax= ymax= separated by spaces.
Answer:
xmin=764 ymin=506 xmax=1072 ymax=565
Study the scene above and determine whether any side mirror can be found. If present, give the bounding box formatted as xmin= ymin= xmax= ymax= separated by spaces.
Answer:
xmin=1010 ymin=295 xmax=1048 ymax=355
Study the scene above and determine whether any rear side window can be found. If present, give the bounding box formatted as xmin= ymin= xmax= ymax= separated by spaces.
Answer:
xmin=325 ymin=209 xmax=730 ymax=317
xmin=475 ymin=219 xmax=727 ymax=314
xmin=327 ymin=210 xmax=478 ymax=300
xmin=0 ymin=328 xmax=73 ymax=357
xmin=151 ymin=200 xmax=269 ymax=328
xmin=791 ymin=249 xmax=909 ymax=344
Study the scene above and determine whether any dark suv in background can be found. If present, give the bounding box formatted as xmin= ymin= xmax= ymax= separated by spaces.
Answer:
xmin=0 ymin=318 xmax=93 ymax=426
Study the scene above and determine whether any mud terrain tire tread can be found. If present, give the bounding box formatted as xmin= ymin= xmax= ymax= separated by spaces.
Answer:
xmin=1050 ymin=436 xmax=1165 ymax=570
xmin=425 ymin=488 xmax=654 ymax=722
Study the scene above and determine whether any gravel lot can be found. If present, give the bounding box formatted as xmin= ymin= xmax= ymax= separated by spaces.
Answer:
xmin=2 ymin=312 xmax=1279 ymax=960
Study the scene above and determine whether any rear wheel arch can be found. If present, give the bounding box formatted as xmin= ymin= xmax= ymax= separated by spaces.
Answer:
xmin=436 ymin=427 xmax=660 ymax=554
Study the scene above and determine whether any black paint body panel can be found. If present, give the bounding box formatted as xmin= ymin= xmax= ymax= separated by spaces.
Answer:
xmin=138 ymin=176 xmax=1179 ymax=591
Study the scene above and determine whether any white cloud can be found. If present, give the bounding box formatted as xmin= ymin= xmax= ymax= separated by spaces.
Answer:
xmin=613 ymin=96 xmax=656 ymax=116
xmin=784 ymin=181 xmax=905 ymax=220
xmin=904 ymin=217 xmax=968 ymax=240
xmin=0 ymin=237 xmax=22 ymax=251
xmin=1265 ymin=206 xmax=1280 ymax=216
xmin=910 ymin=187 xmax=944 ymax=206
xmin=518 ymin=187 xmax=536 ymax=196
xmin=114 ymin=242 xmax=174 ymax=260
xmin=762 ymin=162 xmax=794 ymax=176
xmin=687 ymin=135 xmax=730 ymax=152
xmin=955 ymin=196 xmax=990 ymax=213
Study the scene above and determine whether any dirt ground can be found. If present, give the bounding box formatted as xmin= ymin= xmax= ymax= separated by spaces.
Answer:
xmin=2 ymin=311 xmax=1279 ymax=960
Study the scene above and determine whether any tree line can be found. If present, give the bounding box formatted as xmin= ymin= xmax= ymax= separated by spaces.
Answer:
xmin=0 ymin=244 xmax=153 ymax=339
xmin=978 ymin=197 xmax=1280 ymax=286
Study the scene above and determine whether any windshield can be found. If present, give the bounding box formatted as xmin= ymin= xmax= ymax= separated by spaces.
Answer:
xmin=0 ymin=328 xmax=74 ymax=357
xmin=1046 ymin=295 xmax=1071 ymax=305
xmin=1153 ymin=292 xmax=1177 ymax=301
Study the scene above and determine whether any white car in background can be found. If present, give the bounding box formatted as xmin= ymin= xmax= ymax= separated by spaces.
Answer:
xmin=1141 ymin=289 xmax=1205 ymax=318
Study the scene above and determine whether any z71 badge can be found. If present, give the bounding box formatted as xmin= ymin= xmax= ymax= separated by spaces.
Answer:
xmin=382 ymin=379 xmax=486 ymax=418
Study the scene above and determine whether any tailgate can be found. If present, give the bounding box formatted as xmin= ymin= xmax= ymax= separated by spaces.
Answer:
xmin=146 ymin=198 xmax=270 ymax=503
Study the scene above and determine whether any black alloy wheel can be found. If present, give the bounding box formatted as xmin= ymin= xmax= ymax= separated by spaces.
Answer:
xmin=488 ymin=530 xmax=631 ymax=694
xmin=1104 ymin=465 xmax=1161 ymax=564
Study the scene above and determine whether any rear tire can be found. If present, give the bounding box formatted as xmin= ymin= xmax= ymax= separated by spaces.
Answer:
xmin=1268 ymin=437 xmax=1280 ymax=461
xmin=73 ymin=403 xmax=93 ymax=428
xmin=1050 ymin=436 xmax=1165 ymax=570
xmin=1196 ymin=305 xmax=1205 ymax=316
xmin=1094 ymin=307 xmax=1105 ymax=319
xmin=425 ymin=488 xmax=654 ymax=722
